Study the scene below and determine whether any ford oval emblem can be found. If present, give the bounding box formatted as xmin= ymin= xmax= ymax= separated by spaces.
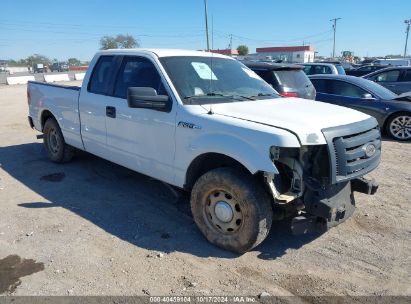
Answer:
xmin=363 ymin=143 xmax=376 ymax=158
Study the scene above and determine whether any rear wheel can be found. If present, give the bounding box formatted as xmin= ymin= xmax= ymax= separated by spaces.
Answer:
xmin=43 ymin=118 xmax=74 ymax=163
xmin=386 ymin=112 xmax=411 ymax=141
xmin=191 ymin=167 xmax=272 ymax=253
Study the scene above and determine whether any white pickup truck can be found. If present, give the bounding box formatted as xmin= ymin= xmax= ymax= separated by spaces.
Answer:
xmin=28 ymin=49 xmax=380 ymax=253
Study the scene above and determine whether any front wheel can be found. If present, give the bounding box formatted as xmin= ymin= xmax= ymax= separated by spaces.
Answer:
xmin=43 ymin=118 xmax=74 ymax=163
xmin=191 ymin=167 xmax=273 ymax=253
xmin=386 ymin=112 xmax=411 ymax=141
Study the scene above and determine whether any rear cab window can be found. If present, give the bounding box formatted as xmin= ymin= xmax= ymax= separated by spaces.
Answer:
xmin=88 ymin=55 xmax=118 ymax=95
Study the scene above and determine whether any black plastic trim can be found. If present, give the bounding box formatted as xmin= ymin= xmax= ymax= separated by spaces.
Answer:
xmin=27 ymin=116 xmax=34 ymax=129
xmin=322 ymin=117 xmax=381 ymax=184
xmin=28 ymin=81 xmax=80 ymax=91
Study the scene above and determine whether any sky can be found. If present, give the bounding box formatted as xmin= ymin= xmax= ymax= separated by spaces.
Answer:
xmin=0 ymin=0 xmax=410 ymax=61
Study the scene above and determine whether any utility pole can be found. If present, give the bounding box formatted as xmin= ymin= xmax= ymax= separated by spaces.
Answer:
xmin=228 ymin=34 xmax=232 ymax=49
xmin=404 ymin=19 xmax=411 ymax=58
xmin=330 ymin=17 xmax=341 ymax=58
xmin=204 ymin=0 xmax=210 ymax=51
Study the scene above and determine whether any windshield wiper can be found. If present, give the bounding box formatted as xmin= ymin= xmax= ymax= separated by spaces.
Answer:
xmin=248 ymin=93 xmax=276 ymax=98
xmin=183 ymin=92 xmax=225 ymax=100
xmin=184 ymin=93 xmax=256 ymax=101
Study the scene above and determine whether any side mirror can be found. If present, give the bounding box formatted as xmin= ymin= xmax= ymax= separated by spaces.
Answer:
xmin=362 ymin=93 xmax=375 ymax=100
xmin=127 ymin=87 xmax=170 ymax=111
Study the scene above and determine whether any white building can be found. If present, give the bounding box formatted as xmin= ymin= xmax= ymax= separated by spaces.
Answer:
xmin=255 ymin=46 xmax=315 ymax=63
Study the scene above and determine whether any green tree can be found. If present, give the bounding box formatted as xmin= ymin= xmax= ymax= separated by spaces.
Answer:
xmin=100 ymin=36 xmax=118 ymax=50
xmin=237 ymin=45 xmax=249 ymax=56
xmin=26 ymin=54 xmax=51 ymax=67
xmin=100 ymin=34 xmax=139 ymax=50
xmin=116 ymin=34 xmax=138 ymax=48
xmin=68 ymin=58 xmax=81 ymax=66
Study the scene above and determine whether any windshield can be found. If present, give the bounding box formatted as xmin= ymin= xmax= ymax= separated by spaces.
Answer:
xmin=159 ymin=56 xmax=279 ymax=104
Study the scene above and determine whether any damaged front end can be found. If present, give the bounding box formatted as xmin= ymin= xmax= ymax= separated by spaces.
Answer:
xmin=264 ymin=117 xmax=381 ymax=235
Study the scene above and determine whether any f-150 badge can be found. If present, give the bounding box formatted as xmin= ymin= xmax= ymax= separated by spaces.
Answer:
xmin=178 ymin=121 xmax=201 ymax=129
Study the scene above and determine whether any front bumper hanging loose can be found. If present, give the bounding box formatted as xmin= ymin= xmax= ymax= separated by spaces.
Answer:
xmin=291 ymin=177 xmax=378 ymax=235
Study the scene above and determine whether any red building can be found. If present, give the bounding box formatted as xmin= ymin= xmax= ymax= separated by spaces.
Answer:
xmin=209 ymin=49 xmax=239 ymax=56
xmin=255 ymin=45 xmax=315 ymax=63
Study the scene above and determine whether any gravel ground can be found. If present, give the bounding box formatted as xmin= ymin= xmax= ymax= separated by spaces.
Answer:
xmin=0 ymin=82 xmax=410 ymax=299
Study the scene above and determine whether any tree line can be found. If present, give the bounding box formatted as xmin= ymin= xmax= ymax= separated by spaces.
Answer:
xmin=5 ymin=54 xmax=84 ymax=67
xmin=3 ymin=34 xmax=249 ymax=67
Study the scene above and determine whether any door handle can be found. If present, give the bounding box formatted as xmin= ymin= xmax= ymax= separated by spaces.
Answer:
xmin=106 ymin=106 xmax=116 ymax=118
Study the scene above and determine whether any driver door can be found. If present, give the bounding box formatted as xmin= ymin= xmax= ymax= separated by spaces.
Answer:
xmin=105 ymin=56 xmax=177 ymax=184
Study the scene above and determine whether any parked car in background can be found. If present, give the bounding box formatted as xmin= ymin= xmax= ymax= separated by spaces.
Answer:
xmin=310 ymin=74 xmax=411 ymax=141
xmin=51 ymin=62 xmax=69 ymax=72
xmin=372 ymin=59 xmax=410 ymax=66
xmin=360 ymin=59 xmax=377 ymax=65
xmin=244 ymin=61 xmax=316 ymax=99
xmin=302 ymin=63 xmax=346 ymax=75
xmin=32 ymin=63 xmax=46 ymax=73
xmin=363 ymin=66 xmax=411 ymax=95
xmin=346 ymin=65 xmax=389 ymax=77
xmin=320 ymin=61 xmax=354 ymax=71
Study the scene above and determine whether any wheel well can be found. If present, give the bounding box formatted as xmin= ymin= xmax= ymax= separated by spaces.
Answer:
xmin=383 ymin=111 xmax=411 ymax=133
xmin=40 ymin=110 xmax=54 ymax=131
xmin=184 ymin=153 xmax=250 ymax=190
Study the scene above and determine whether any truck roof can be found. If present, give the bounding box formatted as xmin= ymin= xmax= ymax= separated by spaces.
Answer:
xmin=97 ymin=48 xmax=231 ymax=59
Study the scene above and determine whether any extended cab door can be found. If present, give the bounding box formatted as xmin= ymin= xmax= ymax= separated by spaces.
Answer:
xmin=79 ymin=55 xmax=121 ymax=156
xmin=104 ymin=55 xmax=176 ymax=184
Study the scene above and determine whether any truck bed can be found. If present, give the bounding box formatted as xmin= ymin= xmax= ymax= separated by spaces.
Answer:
xmin=28 ymin=81 xmax=84 ymax=150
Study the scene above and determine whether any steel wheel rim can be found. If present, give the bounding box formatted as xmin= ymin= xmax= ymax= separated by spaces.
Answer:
xmin=204 ymin=190 xmax=243 ymax=234
xmin=390 ymin=115 xmax=411 ymax=140
xmin=48 ymin=128 xmax=60 ymax=154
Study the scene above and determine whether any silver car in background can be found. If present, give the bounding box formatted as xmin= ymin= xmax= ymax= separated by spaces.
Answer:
xmin=302 ymin=63 xmax=346 ymax=76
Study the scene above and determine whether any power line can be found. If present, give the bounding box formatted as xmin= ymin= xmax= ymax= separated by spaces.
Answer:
xmin=0 ymin=19 xmax=205 ymax=32
xmin=0 ymin=26 xmax=205 ymax=39
xmin=213 ymin=29 xmax=333 ymax=44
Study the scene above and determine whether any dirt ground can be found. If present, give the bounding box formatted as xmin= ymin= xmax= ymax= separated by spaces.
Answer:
xmin=0 ymin=82 xmax=410 ymax=299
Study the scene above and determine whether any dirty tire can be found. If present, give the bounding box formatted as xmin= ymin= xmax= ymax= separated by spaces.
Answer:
xmin=43 ymin=118 xmax=74 ymax=163
xmin=191 ymin=167 xmax=273 ymax=253
xmin=386 ymin=112 xmax=411 ymax=141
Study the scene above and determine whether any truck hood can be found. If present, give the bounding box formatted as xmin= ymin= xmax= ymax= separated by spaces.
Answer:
xmin=208 ymin=98 xmax=371 ymax=145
